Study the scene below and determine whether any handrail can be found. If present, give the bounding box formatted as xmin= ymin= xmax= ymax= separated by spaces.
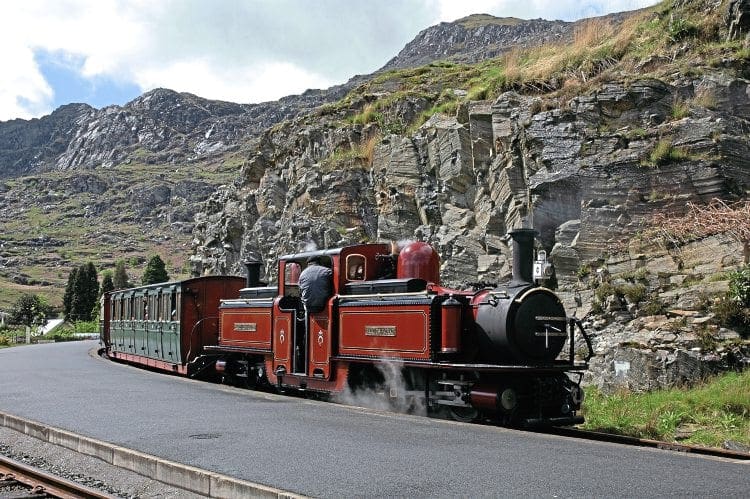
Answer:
xmin=569 ymin=317 xmax=594 ymax=363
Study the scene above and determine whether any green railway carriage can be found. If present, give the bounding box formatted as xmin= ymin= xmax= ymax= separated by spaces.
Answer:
xmin=100 ymin=276 xmax=245 ymax=375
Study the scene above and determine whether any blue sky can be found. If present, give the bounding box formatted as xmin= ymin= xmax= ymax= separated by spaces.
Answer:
xmin=0 ymin=0 xmax=659 ymax=122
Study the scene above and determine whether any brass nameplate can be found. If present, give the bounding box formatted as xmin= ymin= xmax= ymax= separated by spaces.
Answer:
xmin=234 ymin=323 xmax=257 ymax=332
xmin=365 ymin=325 xmax=396 ymax=337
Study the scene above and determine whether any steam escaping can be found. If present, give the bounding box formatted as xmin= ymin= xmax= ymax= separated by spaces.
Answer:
xmin=303 ymin=241 xmax=318 ymax=252
xmin=396 ymin=239 xmax=415 ymax=250
xmin=333 ymin=361 xmax=427 ymax=416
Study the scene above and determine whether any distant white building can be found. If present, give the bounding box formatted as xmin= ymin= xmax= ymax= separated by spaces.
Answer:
xmin=37 ymin=318 xmax=65 ymax=336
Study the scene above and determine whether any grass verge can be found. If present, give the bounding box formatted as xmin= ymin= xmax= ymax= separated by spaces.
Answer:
xmin=581 ymin=370 xmax=750 ymax=449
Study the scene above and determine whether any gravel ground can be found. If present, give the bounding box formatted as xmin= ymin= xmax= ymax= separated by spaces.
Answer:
xmin=0 ymin=427 xmax=203 ymax=498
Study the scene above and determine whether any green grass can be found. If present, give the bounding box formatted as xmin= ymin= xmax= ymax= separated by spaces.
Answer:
xmin=581 ymin=370 xmax=750 ymax=448
xmin=643 ymin=139 xmax=691 ymax=167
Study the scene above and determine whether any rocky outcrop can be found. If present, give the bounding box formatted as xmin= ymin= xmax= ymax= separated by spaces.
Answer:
xmin=191 ymin=68 xmax=750 ymax=392
xmin=381 ymin=11 xmax=640 ymax=71
xmin=726 ymin=0 xmax=750 ymax=40
xmin=381 ymin=16 xmax=572 ymax=71
xmin=0 ymin=104 xmax=93 ymax=177
xmin=0 ymin=85 xmax=357 ymax=179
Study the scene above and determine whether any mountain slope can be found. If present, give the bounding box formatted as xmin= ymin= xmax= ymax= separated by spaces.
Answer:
xmin=0 ymin=10 xmax=646 ymax=310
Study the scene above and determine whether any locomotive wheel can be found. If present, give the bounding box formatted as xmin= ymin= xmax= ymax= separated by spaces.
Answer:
xmin=449 ymin=406 xmax=480 ymax=423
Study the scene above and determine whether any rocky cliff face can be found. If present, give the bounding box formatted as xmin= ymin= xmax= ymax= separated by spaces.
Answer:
xmin=191 ymin=1 xmax=750 ymax=391
xmin=191 ymin=74 xmax=750 ymax=287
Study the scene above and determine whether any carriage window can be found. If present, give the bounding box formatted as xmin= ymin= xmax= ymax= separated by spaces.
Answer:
xmin=346 ymin=254 xmax=366 ymax=281
xmin=175 ymin=291 xmax=181 ymax=321
xmin=170 ymin=292 xmax=177 ymax=321
xmin=150 ymin=294 xmax=159 ymax=321
xmin=160 ymin=293 xmax=169 ymax=321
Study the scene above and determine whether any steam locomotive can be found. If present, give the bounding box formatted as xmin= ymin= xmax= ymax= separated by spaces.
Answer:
xmin=100 ymin=229 xmax=592 ymax=426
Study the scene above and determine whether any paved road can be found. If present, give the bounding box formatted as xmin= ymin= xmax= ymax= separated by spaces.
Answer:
xmin=0 ymin=341 xmax=747 ymax=497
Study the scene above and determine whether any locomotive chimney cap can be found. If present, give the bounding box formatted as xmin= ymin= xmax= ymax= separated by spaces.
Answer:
xmin=508 ymin=228 xmax=537 ymax=287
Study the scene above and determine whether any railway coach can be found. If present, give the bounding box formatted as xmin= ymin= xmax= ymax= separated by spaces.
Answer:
xmin=100 ymin=276 xmax=245 ymax=375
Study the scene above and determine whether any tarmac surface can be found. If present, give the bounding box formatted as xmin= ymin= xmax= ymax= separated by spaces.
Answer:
xmin=0 ymin=340 xmax=748 ymax=497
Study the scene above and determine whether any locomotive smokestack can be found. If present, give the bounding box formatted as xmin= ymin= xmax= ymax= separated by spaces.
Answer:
xmin=244 ymin=259 xmax=262 ymax=288
xmin=509 ymin=228 xmax=537 ymax=286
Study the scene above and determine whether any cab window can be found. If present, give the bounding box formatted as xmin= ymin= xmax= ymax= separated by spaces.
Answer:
xmin=346 ymin=254 xmax=366 ymax=281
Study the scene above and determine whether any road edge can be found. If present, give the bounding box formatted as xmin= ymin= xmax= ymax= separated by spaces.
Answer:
xmin=0 ymin=410 xmax=305 ymax=498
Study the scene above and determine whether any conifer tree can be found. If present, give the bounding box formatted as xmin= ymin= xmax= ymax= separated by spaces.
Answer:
xmin=101 ymin=272 xmax=114 ymax=296
xmin=63 ymin=267 xmax=78 ymax=319
xmin=142 ymin=255 xmax=169 ymax=285
xmin=84 ymin=262 xmax=99 ymax=314
xmin=67 ymin=262 xmax=99 ymax=322
xmin=113 ymin=260 xmax=130 ymax=289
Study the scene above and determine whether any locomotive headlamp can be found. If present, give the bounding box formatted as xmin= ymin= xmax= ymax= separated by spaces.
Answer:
xmin=500 ymin=388 xmax=517 ymax=411
xmin=533 ymin=250 xmax=554 ymax=281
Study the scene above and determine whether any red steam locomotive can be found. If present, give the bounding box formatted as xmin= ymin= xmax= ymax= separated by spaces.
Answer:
xmin=100 ymin=229 xmax=592 ymax=426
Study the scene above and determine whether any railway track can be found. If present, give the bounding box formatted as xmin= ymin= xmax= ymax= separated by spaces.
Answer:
xmin=542 ymin=427 xmax=750 ymax=461
xmin=0 ymin=454 xmax=112 ymax=499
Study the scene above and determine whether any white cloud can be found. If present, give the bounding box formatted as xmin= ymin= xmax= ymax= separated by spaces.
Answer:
xmin=134 ymin=59 xmax=335 ymax=104
xmin=0 ymin=40 xmax=53 ymax=120
xmin=0 ymin=0 xmax=661 ymax=121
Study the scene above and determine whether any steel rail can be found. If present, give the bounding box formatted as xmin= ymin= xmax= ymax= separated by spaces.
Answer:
xmin=540 ymin=427 xmax=750 ymax=461
xmin=0 ymin=454 xmax=113 ymax=499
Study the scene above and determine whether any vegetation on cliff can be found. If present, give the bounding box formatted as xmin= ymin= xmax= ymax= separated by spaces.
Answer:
xmin=321 ymin=0 xmax=745 ymax=141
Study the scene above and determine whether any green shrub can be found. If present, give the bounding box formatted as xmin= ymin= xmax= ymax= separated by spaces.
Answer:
xmin=667 ymin=17 xmax=699 ymax=42
xmin=712 ymin=296 xmax=750 ymax=331
xmin=671 ymin=99 xmax=690 ymax=120
xmin=711 ymin=265 xmax=750 ymax=332
xmin=594 ymin=282 xmax=617 ymax=302
xmin=73 ymin=320 xmax=99 ymax=334
xmin=640 ymin=295 xmax=667 ymax=316
xmin=728 ymin=264 xmax=750 ymax=306
xmin=620 ymin=283 xmax=647 ymax=303
xmin=46 ymin=329 xmax=77 ymax=342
